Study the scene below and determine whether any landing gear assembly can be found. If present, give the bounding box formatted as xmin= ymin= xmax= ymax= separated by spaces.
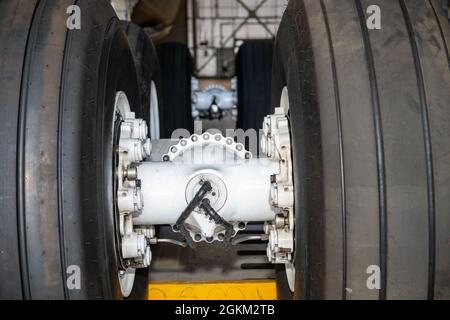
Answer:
xmin=1 ymin=0 xmax=449 ymax=301
xmin=114 ymin=88 xmax=296 ymax=296
xmin=191 ymin=77 xmax=238 ymax=121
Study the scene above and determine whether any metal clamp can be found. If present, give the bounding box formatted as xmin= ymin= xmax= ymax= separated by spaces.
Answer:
xmin=199 ymin=198 xmax=235 ymax=247
xmin=175 ymin=181 xmax=213 ymax=248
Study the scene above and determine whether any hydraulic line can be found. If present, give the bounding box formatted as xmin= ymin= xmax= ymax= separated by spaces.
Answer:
xmin=156 ymin=239 xmax=187 ymax=248
xmin=231 ymin=234 xmax=269 ymax=246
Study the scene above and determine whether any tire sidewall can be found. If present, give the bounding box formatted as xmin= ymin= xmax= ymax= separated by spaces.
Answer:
xmin=271 ymin=3 xmax=325 ymax=300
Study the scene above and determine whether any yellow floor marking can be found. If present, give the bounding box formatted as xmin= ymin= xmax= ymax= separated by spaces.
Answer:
xmin=148 ymin=279 xmax=277 ymax=300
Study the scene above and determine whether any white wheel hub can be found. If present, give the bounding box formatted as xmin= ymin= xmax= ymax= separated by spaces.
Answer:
xmin=114 ymin=91 xmax=153 ymax=298
xmin=261 ymin=87 xmax=295 ymax=292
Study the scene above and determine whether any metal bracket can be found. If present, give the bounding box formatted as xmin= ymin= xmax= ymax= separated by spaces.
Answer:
xmin=199 ymin=198 xmax=235 ymax=247
xmin=175 ymin=181 xmax=213 ymax=249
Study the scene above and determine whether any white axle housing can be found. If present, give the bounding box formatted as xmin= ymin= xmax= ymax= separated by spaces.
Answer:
xmin=134 ymin=159 xmax=277 ymax=227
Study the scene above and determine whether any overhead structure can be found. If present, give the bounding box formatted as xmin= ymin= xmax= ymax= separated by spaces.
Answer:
xmin=187 ymin=0 xmax=285 ymax=77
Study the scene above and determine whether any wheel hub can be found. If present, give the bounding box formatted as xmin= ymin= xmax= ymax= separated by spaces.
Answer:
xmin=261 ymin=87 xmax=295 ymax=291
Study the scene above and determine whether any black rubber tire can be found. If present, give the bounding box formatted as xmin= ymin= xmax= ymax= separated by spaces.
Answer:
xmin=122 ymin=21 xmax=163 ymax=139
xmin=272 ymin=0 xmax=450 ymax=300
xmin=236 ymin=40 xmax=274 ymax=131
xmin=0 ymin=0 xmax=147 ymax=299
xmin=156 ymin=42 xmax=194 ymax=138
